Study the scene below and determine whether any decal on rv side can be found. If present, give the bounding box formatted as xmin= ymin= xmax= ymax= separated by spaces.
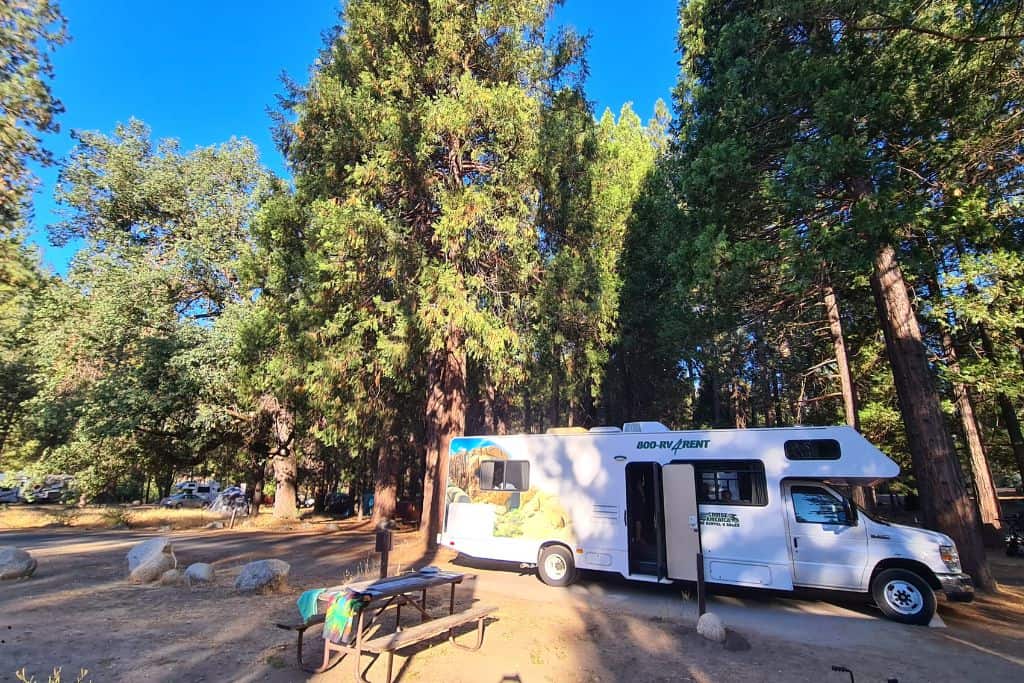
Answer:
xmin=636 ymin=438 xmax=710 ymax=454
xmin=699 ymin=512 xmax=739 ymax=528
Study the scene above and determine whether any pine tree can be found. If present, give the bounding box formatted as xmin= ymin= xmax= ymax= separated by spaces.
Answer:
xmin=672 ymin=0 xmax=1024 ymax=589
xmin=0 ymin=0 xmax=66 ymax=236
xmin=276 ymin=0 xmax=584 ymax=541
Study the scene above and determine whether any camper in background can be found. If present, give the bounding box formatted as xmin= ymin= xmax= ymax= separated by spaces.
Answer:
xmin=440 ymin=422 xmax=974 ymax=625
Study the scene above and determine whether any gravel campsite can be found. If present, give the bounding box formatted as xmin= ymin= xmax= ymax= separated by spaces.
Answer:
xmin=2 ymin=516 xmax=1024 ymax=682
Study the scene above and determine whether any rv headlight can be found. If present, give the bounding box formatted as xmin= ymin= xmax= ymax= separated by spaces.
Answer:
xmin=939 ymin=544 xmax=961 ymax=573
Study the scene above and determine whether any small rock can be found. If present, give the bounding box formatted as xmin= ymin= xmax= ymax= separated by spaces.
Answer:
xmin=0 ymin=546 xmax=37 ymax=580
xmin=323 ymin=523 xmax=340 ymax=533
xmin=185 ymin=562 xmax=215 ymax=584
xmin=697 ymin=612 xmax=726 ymax=643
xmin=204 ymin=521 xmax=224 ymax=530
xmin=723 ymin=629 xmax=751 ymax=652
xmin=235 ymin=559 xmax=290 ymax=594
xmin=158 ymin=525 xmax=172 ymax=532
xmin=131 ymin=500 xmax=142 ymax=506
xmin=159 ymin=568 xmax=183 ymax=586
xmin=127 ymin=537 xmax=175 ymax=583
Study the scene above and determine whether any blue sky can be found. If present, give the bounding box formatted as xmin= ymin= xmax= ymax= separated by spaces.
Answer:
xmin=28 ymin=0 xmax=680 ymax=273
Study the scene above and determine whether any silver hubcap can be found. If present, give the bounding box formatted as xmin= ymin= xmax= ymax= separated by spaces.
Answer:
xmin=544 ymin=554 xmax=567 ymax=580
xmin=883 ymin=579 xmax=924 ymax=615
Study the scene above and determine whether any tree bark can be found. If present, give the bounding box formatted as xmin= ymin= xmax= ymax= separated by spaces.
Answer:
xmin=419 ymin=331 xmax=467 ymax=548
xmin=941 ymin=329 xmax=1003 ymax=543
xmin=977 ymin=322 xmax=1024 ymax=486
xmin=372 ymin=441 xmax=398 ymax=526
xmin=267 ymin=400 xmax=297 ymax=520
xmin=823 ymin=282 xmax=875 ymax=512
xmin=870 ymin=244 xmax=994 ymax=590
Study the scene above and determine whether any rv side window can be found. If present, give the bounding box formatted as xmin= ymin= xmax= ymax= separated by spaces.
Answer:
xmin=478 ymin=460 xmax=530 ymax=492
xmin=791 ymin=485 xmax=849 ymax=524
xmin=694 ymin=460 xmax=767 ymax=506
xmin=784 ymin=439 xmax=841 ymax=460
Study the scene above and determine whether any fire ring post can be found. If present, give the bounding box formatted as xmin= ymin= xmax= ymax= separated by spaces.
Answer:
xmin=375 ymin=523 xmax=393 ymax=578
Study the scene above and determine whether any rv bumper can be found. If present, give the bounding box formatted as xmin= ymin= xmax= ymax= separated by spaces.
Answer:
xmin=938 ymin=573 xmax=974 ymax=602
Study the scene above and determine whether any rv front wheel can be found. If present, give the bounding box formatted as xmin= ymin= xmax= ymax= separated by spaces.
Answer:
xmin=538 ymin=545 xmax=576 ymax=587
xmin=871 ymin=568 xmax=936 ymax=625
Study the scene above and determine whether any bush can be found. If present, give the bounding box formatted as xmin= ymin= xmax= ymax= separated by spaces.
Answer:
xmin=100 ymin=507 xmax=133 ymax=528
xmin=49 ymin=508 xmax=81 ymax=527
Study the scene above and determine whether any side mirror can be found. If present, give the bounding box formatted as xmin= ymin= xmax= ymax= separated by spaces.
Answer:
xmin=844 ymin=500 xmax=858 ymax=526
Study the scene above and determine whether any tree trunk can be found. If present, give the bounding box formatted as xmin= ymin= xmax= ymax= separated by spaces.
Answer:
xmin=870 ymin=244 xmax=994 ymax=590
xmin=731 ymin=381 xmax=748 ymax=428
xmin=977 ymin=323 xmax=1024 ymax=486
xmin=269 ymin=402 xmax=297 ymax=521
xmin=419 ymin=332 xmax=467 ymax=548
xmin=251 ymin=461 xmax=266 ymax=515
xmin=942 ymin=329 xmax=1003 ymax=544
xmin=372 ymin=441 xmax=398 ymax=526
xmin=823 ymin=281 xmax=875 ymax=512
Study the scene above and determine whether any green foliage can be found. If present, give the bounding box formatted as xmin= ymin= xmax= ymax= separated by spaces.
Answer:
xmin=0 ymin=0 xmax=67 ymax=235
xmin=6 ymin=122 xmax=272 ymax=498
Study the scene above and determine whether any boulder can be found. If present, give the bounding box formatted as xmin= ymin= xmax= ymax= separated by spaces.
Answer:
xmin=0 ymin=546 xmax=37 ymax=580
xmin=235 ymin=559 xmax=290 ymax=594
xmin=159 ymin=568 xmax=183 ymax=586
xmin=323 ymin=523 xmax=341 ymax=533
xmin=203 ymin=521 xmax=224 ymax=530
xmin=127 ymin=537 xmax=175 ymax=583
xmin=697 ymin=612 xmax=726 ymax=643
xmin=185 ymin=562 xmax=215 ymax=584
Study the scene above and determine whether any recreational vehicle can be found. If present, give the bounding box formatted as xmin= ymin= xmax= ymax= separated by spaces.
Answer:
xmin=439 ymin=423 xmax=974 ymax=625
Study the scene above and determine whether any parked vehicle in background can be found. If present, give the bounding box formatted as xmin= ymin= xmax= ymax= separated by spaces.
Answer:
xmin=175 ymin=479 xmax=221 ymax=502
xmin=161 ymin=492 xmax=206 ymax=509
xmin=208 ymin=486 xmax=249 ymax=515
xmin=21 ymin=475 xmax=74 ymax=504
xmin=324 ymin=492 xmax=354 ymax=517
xmin=0 ymin=487 xmax=20 ymax=504
xmin=1004 ymin=513 xmax=1024 ymax=557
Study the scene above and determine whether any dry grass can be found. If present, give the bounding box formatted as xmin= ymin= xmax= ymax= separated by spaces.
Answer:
xmin=0 ymin=505 xmax=224 ymax=530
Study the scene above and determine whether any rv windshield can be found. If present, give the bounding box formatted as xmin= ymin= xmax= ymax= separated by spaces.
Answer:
xmin=851 ymin=499 xmax=891 ymax=526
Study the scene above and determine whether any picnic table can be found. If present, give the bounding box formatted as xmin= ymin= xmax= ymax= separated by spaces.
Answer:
xmin=277 ymin=568 xmax=496 ymax=683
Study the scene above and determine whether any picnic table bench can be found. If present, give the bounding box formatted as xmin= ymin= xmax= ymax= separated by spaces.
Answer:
xmin=276 ymin=569 xmax=496 ymax=683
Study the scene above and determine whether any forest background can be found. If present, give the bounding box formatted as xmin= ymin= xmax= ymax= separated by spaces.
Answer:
xmin=3 ymin=0 xmax=1023 ymax=589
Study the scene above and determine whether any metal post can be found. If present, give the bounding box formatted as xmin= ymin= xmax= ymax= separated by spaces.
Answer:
xmin=379 ymin=543 xmax=390 ymax=579
xmin=696 ymin=551 xmax=706 ymax=616
xmin=376 ymin=524 xmax=393 ymax=578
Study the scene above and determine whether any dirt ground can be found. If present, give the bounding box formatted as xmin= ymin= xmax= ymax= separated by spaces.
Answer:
xmin=2 ymin=520 xmax=1023 ymax=682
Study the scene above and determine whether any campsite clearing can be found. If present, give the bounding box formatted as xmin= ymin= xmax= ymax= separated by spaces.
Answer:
xmin=1 ymin=521 xmax=1022 ymax=682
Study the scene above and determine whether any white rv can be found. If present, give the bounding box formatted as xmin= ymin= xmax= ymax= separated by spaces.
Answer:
xmin=440 ymin=422 xmax=974 ymax=625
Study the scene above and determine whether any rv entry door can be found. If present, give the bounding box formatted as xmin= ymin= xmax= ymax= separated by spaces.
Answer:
xmin=662 ymin=464 xmax=701 ymax=581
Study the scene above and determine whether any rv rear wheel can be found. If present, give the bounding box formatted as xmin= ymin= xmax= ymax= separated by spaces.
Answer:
xmin=538 ymin=545 xmax=576 ymax=587
xmin=871 ymin=568 xmax=936 ymax=625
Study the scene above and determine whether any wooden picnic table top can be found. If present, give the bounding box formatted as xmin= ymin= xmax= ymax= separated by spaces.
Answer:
xmin=321 ymin=569 xmax=465 ymax=603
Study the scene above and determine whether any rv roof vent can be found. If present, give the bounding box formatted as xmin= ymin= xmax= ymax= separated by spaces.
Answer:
xmin=622 ymin=421 xmax=670 ymax=433
xmin=589 ymin=426 xmax=622 ymax=433
xmin=546 ymin=426 xmax=588 ymax=435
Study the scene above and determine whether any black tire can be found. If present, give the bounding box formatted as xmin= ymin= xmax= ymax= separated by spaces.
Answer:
xmin=871 ymin=568 xmax=936 ymax=625
xmin=537 ymin=545 xmax=576 ymax=587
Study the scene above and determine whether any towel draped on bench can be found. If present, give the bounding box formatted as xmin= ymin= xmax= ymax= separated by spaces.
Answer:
xmin=323 ymin=589 xmax=365 ymax=644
